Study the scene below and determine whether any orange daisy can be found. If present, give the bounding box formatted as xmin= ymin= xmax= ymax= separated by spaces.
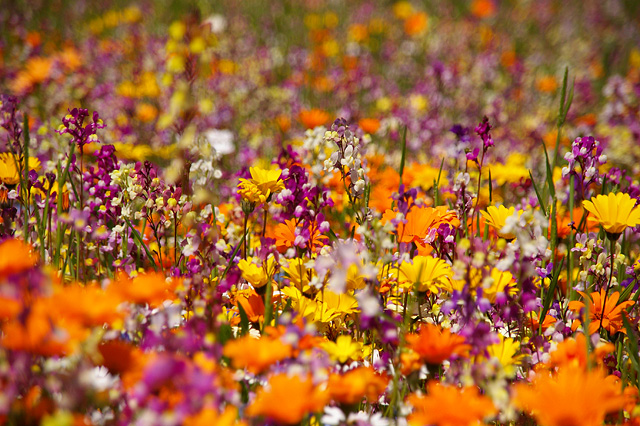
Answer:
xmin=299 ymin=109 xmax=330 ymax=130
xmin=247 ymin=373 xmax=329 ymax=424
xmin=407 ymin=382 xmax=496 ymax=426
xmin=405 ymin=323 xmax=470 ymax=365
xmin=222 ymin=335 xmax=292 ymax=374
xmin=513 ymin=366 xmax=625 ymax=426
xmin=568 ymin=289 xmax=633 ymax=335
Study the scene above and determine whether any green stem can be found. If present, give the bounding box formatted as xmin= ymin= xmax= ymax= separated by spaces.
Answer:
xmin=599 ymin=237 xmax=616 ymax=333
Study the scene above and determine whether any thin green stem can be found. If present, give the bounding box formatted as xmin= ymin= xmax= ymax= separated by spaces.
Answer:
xmin=599 ymin=237 xmax=616 ymax=333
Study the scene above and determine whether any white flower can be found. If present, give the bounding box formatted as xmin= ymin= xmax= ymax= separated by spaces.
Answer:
xmin=204 ymin=129 xmax=234 ymax=155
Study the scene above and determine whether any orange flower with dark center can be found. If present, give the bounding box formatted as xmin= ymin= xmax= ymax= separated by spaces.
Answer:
xmin=328 ymin=367 xmax=389 ymax=405
xmin=405 ymin=323 xmax=470 ymax=365
xmin=513 ymin=366 xmax=625 ymax=426
xmin=222 ymin=335 xmax=292 ymax=374
xmin=407 ymin=382 xmax=496 ymax=426
xmin=299 ymin=109 xmax=330 ymax=129
xmin=568 ymin=290 xmax=633 ymax=335
xmin=247 ymin=373 xmax=329 ymax=424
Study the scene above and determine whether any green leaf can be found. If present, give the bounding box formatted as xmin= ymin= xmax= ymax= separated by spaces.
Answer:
xmin=237 ymin=302 xmax=250 ymax=336
xmin=399 ymin=125 xmax=408 ymax=186
xmin=543 ymin=143 xmax=556 ymax=199
xmin=262 ymin=279 xmax=273 ymax=332
xmin=529 ymin=171 xmax=547 ymax=216
xmin=539 ymin=257 xmax=564 ymax=335
xmin=125 ymin=219 xmax=159 ymax=271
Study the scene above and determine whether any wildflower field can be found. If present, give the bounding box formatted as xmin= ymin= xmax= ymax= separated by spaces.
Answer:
xmin=1 ymin=0 xmax=640 ymax=425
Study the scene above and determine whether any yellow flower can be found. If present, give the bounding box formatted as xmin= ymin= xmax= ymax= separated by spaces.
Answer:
xmin=482 ymin=268 xmax=517 ymax=303
xmin=282 ymin=258 xmax=312 ymax=292
xmin=237 ymin=256 xmax=275 ymax=288
xmin=0 ymin=153 xmax=40 ymax=185
xmin=484 ymin=334 xmax=524 ymax=377
xmin=237 ymin=167 xmax=285 ymax=205
xmin=249 ymin=167 xmax=285 ymax=197
xmin=237 ymin=180 xmax=266 ymax=205
xmin=281 ymin=286 xmax=317 ymax=321
xmin=583 ymin=192 xmax=640 ymax=239
xmin=323 ymin=335 xmax=363 ymax=363
xmin=314 ymin=290 xmax=358 ymax=322
xmin=481 ymin=205 xmax=522 ymax=240
xmin=399 ymin=255 xmax=452 ymax=293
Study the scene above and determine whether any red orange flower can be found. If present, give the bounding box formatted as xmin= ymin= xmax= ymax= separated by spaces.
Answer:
xmin=222 ymin=335 xmax=292 ymax=374
xmin=0 ymin=238 xmax=38 ymax=278
xmin=407 ymin=382 xmax=496 ymax=426
xmin=568 ymin=289 xmax=633 ymax=335
xmin=405 ymin=324 xmax=470 ymax=365
xmin=328 ymin=367 xmax=389 ymax=405
xmin=247 ymin=373 xmax=329 ymax=424
xmin=299 ymin=109 xmax=330 ymax=129
xmin=513 ymin=366 xmax=625 ymax=426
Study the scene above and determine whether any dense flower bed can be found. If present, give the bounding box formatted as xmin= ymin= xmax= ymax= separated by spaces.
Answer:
xmin=1 ymin=1 xmax=640 ymax=425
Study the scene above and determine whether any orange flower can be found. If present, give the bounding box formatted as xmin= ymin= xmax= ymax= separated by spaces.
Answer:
xmin=47 ymin=283 xmax=124 ymax=327
xmin=299 ymin=109 xmax=330 ymax=129
xmin=109 ymin=271 xmax=178 ymax=307
xmin=407 ymin=382 xmax=496 ymax=426
xmin=548 ymin=333 xmax=614 ymax=369
xmin=513 ymin=366 xmax=625 ymax=426
xmin=1 ymin=298 xmax=84 ymax=356
xmin=554 ymin=206 xmax=599 ymax=239
xmin=222 ymin=334 xmax=292 ymax=374
xmin=272 ymin=219 xmax=328 ymax=253
xmin=275 ymin=114 xmax=291 ymax=133
xmin=395 ymin=206 xmax=460 ymax=247
xmin=184 ymin=406 xmax=247 ymax=426
xmin=11 ymin=57 xmax=53 ymax=94
xmin=0 ymin=238 xmax=38 ymax=278
xmin=405 ymin=324 xmax=470 ymax=365
xmin=568 ymin=290 xmax=633 ymax=335
xmin=0 ymin=297 xmax=21 ymax=320
xmin=536 ymin=75 xmax=559 ymax=93
xmin=97 ymin=340 xmax=150 ymax=389
xmin=358 ymin=118 xmax=380 ymax=134
xmin=470 ymin=0 xmax=496 ymax=18
xmin=527 ymin=313 xmax=556 ymax=332
xmin=328 ymin=367 xmax=389 ymax=405
xmin=247 ymin=373 xmax=329 ymax=424
xmin=404 ymin=12 xmax=428 ymax=37
xmin=234 ymin=289 xmax=265 ymax=323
